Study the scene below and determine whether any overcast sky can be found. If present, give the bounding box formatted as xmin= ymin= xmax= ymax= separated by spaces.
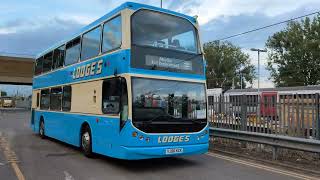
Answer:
xmin=1 ymin=0 xmax=320 ymax=95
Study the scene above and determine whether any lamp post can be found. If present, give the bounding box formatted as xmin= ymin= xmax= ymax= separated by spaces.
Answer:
xmin=250 ymin=48 xmax=267 ymax=94
xmin=160 ymin=0 xmax=163 ymax=8
xmin=251 ymin=48 xmax=267 ymax=118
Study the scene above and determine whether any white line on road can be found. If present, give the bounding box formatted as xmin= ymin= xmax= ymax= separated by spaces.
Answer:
xmin=0 ymin=133 xmax=25 ymax=180
xmin=0 ymin=162 xmax=4 ymax=166
xmin=64 ymin=171 xmax=75 ymax=180
xmin=207 ymin=152 xmax=318 ymax=180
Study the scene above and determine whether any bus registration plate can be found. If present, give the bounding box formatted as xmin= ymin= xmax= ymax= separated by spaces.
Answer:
xmin=165 ymin=148 xmax=183 ymax=155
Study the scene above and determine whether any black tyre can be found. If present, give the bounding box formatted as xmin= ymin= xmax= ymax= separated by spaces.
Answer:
xmin=39 ymin=120 xmax=45 ymax=139
xmin=81 ymin=125 xmax=93 ymax=157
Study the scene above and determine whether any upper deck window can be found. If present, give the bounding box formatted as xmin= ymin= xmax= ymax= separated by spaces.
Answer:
xmin=132 ymin=10 xmax=198 ymax=54
xmin=81 ymin=26 xmax=101 ymax=61
xmin=52 ymin=45 xmax=65 ymax=69
xmin=102 ymin=16 xmax=122 ymax=52
xmin=43 ymin=52 xmax=53 ymax=73
xmin=65 ymin=37 xmax=81 ymax=65
xmin=130 ymin=10 xmax=203 ymax=75
xmin=34 ymin=58 xmax=43 ymax=75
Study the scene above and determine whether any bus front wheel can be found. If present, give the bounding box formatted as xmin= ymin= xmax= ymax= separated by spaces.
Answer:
xmin=81 ymin=125 xmax=93 ymax=157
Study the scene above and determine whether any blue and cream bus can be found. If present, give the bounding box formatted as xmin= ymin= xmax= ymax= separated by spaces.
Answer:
xmin=31 ymin=2 xmax=209 ymax=160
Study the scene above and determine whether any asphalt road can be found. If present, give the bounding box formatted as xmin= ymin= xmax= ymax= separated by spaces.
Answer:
xmin=0 ymin=109 xmax=315 ymax=180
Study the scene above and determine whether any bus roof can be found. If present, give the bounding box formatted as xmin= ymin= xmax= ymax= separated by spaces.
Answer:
xmin=37 ymin=2 xmax=197 ymax=58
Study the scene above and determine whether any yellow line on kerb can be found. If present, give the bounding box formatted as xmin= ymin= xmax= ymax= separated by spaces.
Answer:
xmin=0 ymin=135 xmax=25 ymax=180
xmin=207 ymin=152 xmax=318 ymax=180
xmin=11 ymin=163 xmax=25 ymax=180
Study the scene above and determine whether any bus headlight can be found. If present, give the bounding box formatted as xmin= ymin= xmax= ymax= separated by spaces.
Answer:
xmin=139 ymin=135 xmax=144 ymax=140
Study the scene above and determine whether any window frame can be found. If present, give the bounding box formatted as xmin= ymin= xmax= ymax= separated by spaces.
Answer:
xmin=62 ymin=85 xmax=72 ymax=112
xmin=101 ymin=77 xmax=127 ymax=115
xmin=80 ymin=25 xmax=102 ymax=61
xmin=65 ymin=36 xmax=81 ymax=66
xmin=130 ymin=77 xmax=207 ymax=123
xmin=52 ymin=45 xmax=66 ymax=70
xmin=50 ymin=87 xmax=63 ymax=111
xmin=130 ymin=9 xmax=201 ymax=55
xmin=34 ymin=57 xmax=43 ymax=75
xmin=42 ymin=52 xmax=53 ymax=73
xmin=36 ymin=13 xmax=123 ymax=70
xmin=36 ymin=92 xmax=40 ymax=108
xmin=40 ymin=89 xmax=50 ymax=110
xmin=101 ymin=15 xmax=122 ymax=54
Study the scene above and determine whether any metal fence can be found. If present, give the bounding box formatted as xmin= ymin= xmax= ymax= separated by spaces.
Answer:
xmin=209 ymin=94 xmax=320 ymax=140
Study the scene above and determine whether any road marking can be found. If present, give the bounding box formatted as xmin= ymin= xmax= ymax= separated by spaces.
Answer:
xmin=64 ymin=171 xmax=75 ymax=180
xmin=0 ymin=134 xmax=25 ymax=180
xmin=0 ymin=162 xmax=4 ymax=166
xmin=207 ymin=152 xmax=318 ymax=180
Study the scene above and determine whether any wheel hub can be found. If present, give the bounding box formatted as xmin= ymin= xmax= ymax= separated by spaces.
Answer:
xmin=82 ymin=132 xmax=90 ymax=149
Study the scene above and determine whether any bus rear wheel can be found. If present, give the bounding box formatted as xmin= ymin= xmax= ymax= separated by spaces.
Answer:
xmin=81 ymin=126 xmax=93 ymax=157
xmin=39 ymin=120 xmax=45 ymax=139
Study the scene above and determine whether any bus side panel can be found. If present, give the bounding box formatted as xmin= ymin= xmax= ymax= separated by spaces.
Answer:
xmin=32 ymin=111 xmax=209 ymax=159
xmin=32 ymin=110 xmax=121 ymax=154
xmin=90 ymin=116 xmax=121 ymax=156
xmin=32 ymin=111 xmax=66 ymax=144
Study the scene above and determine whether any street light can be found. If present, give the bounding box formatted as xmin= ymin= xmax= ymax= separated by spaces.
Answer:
xmin=250 ymin=48 xmax=267 ymax=94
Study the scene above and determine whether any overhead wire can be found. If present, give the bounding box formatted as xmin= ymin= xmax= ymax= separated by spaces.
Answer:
xmin=214 ymin=10 xmax=320 ymax=41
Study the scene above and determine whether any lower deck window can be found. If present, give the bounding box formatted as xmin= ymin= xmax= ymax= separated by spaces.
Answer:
xmin=40 ymin=89 xmax=50 ymax=110
xmin=50 ymin=87 xmax=62 ymax=110
xmin=62 ymin=86 xmax=72 ymax=111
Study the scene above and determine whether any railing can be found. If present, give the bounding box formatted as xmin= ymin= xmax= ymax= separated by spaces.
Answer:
xmin=209 ymin=94 xmax=320 ymax=158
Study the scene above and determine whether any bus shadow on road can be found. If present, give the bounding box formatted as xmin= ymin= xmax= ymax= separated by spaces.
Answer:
xmin=41 ymin=135 xmax=200 ymax=172
xmin=96 ymin=154 xmax=200 ymax=172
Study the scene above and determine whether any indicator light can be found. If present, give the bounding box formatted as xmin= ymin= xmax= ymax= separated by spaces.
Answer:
xmin=132 ymin=131 xmax=138 ymax=137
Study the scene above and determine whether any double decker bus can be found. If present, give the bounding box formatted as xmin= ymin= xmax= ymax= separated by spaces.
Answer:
xmin=31 ymin=2 xmax=208 ymax=160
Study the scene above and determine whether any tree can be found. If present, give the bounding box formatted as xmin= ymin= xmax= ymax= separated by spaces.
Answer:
xmin=266 ymin=15 xmax=320 ymax=87
xmin=204 ymin=41 xmax=255 ymax=91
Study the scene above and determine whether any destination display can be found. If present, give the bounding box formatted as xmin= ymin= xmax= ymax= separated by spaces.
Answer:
xmin=131 ymin=45 xmax=204 ymax=75
xmin=145 ymin=55 xmax=192 ymax=71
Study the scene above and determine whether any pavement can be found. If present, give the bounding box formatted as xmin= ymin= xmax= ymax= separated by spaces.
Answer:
xmin=0 ymin=109 xmax=317 ymax=180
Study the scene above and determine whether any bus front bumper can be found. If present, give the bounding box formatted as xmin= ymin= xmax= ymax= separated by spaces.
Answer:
xmin=119 ymin=143 xmax=209 ymax=160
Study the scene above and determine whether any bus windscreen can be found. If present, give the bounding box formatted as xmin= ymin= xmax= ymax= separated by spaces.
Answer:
xmin=131 ymin=10 xmax=204 ymax=75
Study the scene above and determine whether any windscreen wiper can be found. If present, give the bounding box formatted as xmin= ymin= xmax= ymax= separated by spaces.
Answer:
xmin=189 ymin=119 xmax=206 ymax=124
xmin=145 ymin=114 xmax=178 ymax=124
xmin=151 ymin=64 xmax=157 ymax=70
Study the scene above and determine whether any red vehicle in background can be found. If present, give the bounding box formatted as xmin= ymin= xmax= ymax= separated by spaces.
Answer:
xmin=260 ymin=92 xmax=277 ymax=119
